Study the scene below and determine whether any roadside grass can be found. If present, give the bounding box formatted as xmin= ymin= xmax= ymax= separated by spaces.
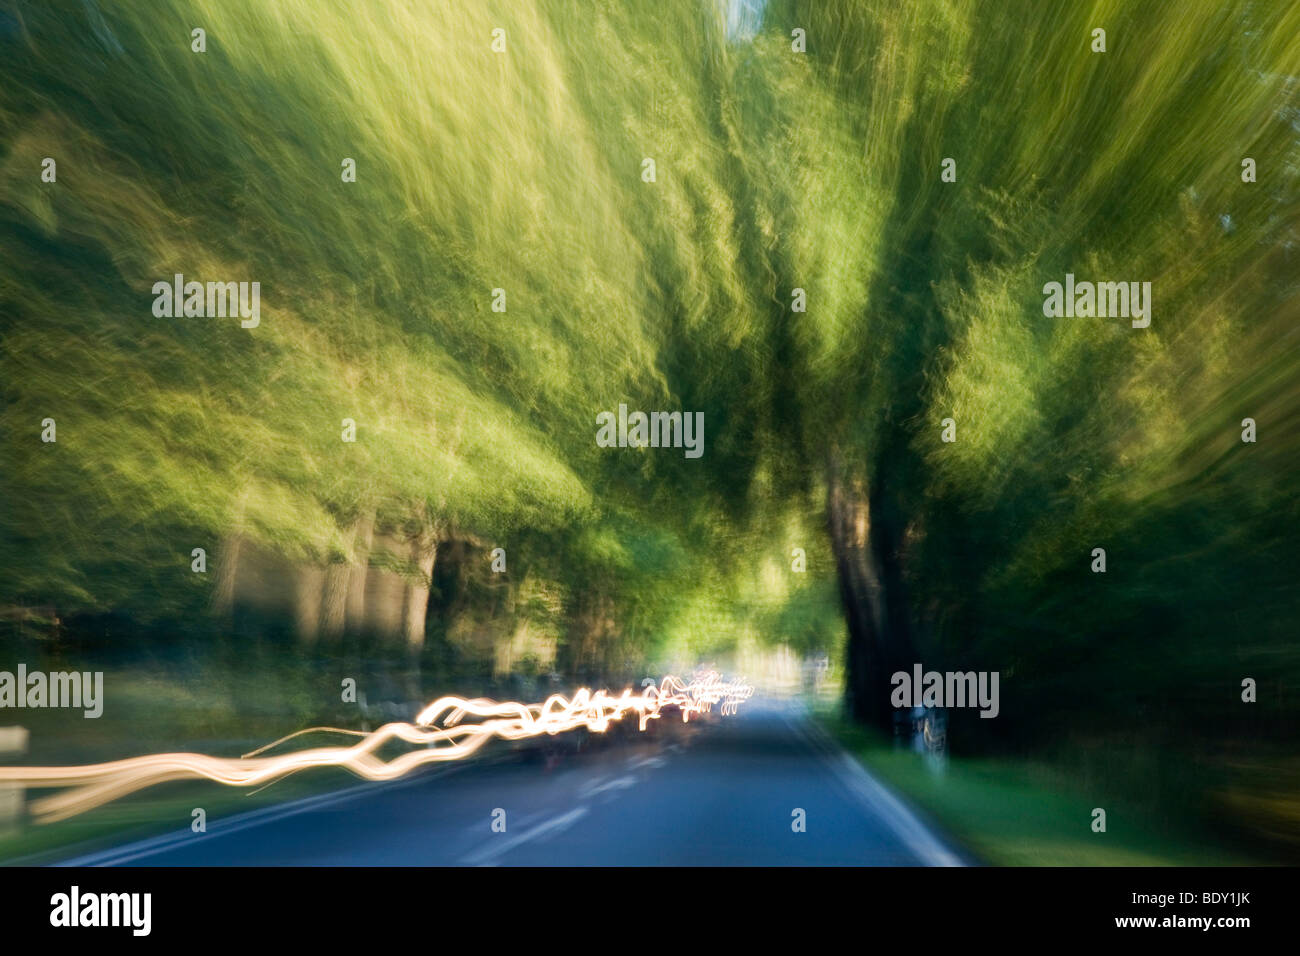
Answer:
xmin=817 ymin=709 xmax=1267 ymax=866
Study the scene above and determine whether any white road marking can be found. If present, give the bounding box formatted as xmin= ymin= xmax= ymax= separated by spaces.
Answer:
xmin=627 ymin=754 xmax=666 ymax=771
xmin=54 ymin=764 xmax=465 ymax=867
xmin=460 ymin=806 xmax=590 ymax=865
xmin=581 ymin=774 xmax=637 ymax=798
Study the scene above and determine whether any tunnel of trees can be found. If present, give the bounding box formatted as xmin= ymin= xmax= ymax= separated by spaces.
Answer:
xmin=1 ymin=0 xmax=1297 ymax=847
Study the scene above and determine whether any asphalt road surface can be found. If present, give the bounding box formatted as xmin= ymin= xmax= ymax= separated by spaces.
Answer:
xmin=57 ymin=700 xmax=966 ymax=866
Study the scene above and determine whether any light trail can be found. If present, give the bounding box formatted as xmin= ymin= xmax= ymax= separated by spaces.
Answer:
xmin=0 ymin=671 xmax=752 ymax=823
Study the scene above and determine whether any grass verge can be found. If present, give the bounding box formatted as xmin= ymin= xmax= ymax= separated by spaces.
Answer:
xmin=817 ymin=709 xmax=1269 ymax=866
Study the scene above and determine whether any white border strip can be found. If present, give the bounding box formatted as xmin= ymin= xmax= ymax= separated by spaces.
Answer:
xmin=791 ymin=711 xmax=966 ymax=867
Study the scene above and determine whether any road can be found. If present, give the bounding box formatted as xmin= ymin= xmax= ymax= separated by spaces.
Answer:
xmin=56 ymin=700 xmax=965 ymax=866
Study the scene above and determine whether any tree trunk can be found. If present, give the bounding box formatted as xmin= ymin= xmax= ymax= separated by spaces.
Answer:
xmin=320 ymin=523 xmax=358 ymax=643
xmin=366 ymin=530 xmax=407 ymax=641
xmin=868 ymin=480 xmax=917 ymax=688
xmin=345 ymin=512 xmax=375 ymax=635
xmin=211 ymin=534 xmax=243 ymax=619
xmin=294 ymin=566 xmax=325 ymax=647
xmin=826 ymin=449 xmax=920 ymax=737
xmin=827 ymin=465 xmax=887 ymax=731
xmin=320 ymin=563 xmax=349 ymax=643
xmin=402 ymin=539 xmax=437 ymax=655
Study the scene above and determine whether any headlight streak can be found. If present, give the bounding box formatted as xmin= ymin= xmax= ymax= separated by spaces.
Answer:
xmin=0 ymin=672 xmax=752 ymax=822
